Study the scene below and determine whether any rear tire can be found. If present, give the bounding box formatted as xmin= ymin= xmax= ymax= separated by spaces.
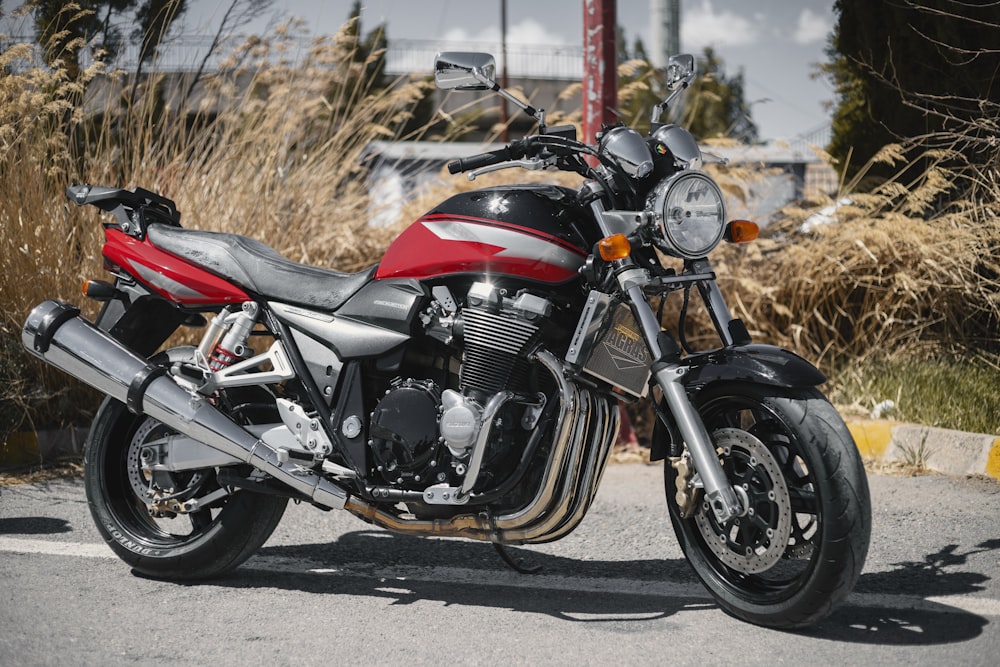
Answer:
xmin=661 ymin=383 xmax=871 ymax=629
xmin=85 ymin=397 xmax=288 ymax=580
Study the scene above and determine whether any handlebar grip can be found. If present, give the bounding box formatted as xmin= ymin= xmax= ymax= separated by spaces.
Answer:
xmin=447 ymin=151 xmax=501 ymax=174
xmin=446 ymin=140 xmax=530 ymax=174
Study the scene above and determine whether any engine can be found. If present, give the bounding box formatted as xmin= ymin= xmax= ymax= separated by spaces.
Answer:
xmin=369 ymin=282 xmax=554 ymax=493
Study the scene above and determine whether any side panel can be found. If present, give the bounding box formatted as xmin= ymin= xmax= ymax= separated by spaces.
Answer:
xmin=269 ymin=302 xmax=410 ymax=359
xmin=103 ymin=228 xmax=249 ymax=306
xmin=335 ymin=279 xmax=426 ymax=334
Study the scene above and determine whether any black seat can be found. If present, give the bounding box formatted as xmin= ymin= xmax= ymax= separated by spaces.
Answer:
xmin=147 ymin=224 xmax=375 ymax=311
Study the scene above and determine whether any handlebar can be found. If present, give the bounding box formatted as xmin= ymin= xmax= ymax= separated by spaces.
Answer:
xmin=447 ymin=139 xmax=530 ymax=174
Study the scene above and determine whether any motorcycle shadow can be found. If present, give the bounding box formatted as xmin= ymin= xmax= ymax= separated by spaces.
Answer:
xmin=207 ymin=530 xmax=991 ymax=644
xmin=810 ymin=539 xmax=1000 ymax=644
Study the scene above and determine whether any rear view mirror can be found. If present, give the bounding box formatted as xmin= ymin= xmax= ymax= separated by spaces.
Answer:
xmin=434 ymin=52 xmax=497 ymax=91
xmin=666 ymin=54 xmax=696 ymax=88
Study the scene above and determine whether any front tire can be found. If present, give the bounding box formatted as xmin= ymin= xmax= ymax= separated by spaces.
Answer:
xmin=85 ymin=397 xmax=288 ymax=580
xmin=662 ymin=383 xmax=871 ymax=629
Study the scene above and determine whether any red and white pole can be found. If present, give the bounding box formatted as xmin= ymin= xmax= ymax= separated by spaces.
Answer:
xmin=582 ymin=0 xmax=617 ymax=144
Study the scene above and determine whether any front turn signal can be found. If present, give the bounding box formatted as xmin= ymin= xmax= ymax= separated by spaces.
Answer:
xmin=598 ymin=233 xmax=631 ymax=261
xmin=726 ymin=219 xmax=759 ymax=243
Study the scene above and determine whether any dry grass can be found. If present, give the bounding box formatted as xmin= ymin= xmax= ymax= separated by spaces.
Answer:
xmin=0 ymin=18 xmax=432 ymax=441
xmin=714 ymin=147 xmax=1000 ymax=367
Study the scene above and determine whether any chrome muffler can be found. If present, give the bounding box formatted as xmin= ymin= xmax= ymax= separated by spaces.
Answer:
xmin=22 ymin=300 xmax=347 ymax=509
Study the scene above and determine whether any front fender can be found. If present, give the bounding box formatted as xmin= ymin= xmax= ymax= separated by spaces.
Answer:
xmin=649 ymin=344 xmax=825 ymax=461
xmin=680 ymin=344 xmax=826 ymax=389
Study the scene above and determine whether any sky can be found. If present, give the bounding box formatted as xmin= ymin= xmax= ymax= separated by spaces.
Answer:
xmin=2 ymin=0 xmax=839 ymax=142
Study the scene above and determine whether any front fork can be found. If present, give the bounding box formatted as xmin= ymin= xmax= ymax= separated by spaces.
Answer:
xmin=587 ymin=196 xmax=743 ymax=524
xmin=624 ymin=278 xmax=745 ymax=524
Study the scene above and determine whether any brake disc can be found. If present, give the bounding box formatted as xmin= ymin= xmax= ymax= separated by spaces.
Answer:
xmin=694 ymin=428 xmax=792 ymax=574
xmin=126 ymin=417 xmax=168 ymax=499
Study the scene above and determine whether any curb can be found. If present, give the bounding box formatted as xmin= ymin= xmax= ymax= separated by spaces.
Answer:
xmin=3 ymin=422 xmax=1000 ymax=480
xmin=0 ymin=428 xmax=89 ymax=468
xmin=847 ymin=419 xmax=1000 ymax=480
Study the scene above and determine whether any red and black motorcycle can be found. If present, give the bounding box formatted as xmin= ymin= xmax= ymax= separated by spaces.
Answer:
xmin=23 ymin=52 xmax=870 ymax=629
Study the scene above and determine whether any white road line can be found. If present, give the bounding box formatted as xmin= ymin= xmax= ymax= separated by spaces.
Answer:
xmin=3 ymin=536 xmax=999 ymax=617
xmin=0 ymin=536 xmax=115 ymax=559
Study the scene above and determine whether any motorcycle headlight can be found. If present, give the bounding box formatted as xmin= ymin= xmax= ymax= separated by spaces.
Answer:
xmin=649 ymin=171 xmax=727 ymax=258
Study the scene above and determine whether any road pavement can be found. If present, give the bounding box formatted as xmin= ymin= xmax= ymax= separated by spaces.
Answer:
xmin=2 ymin=464 xmax=999 ymax=665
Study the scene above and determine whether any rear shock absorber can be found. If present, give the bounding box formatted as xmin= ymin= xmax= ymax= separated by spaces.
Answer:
xmin=196 ymin=303 xmax=260 ymax=371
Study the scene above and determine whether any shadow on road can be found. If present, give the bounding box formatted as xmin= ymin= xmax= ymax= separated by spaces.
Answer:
xmin=183 ymin=529 xmax=994 ymax=644
xmin=0 ymin=516 xmax=72 ymax=535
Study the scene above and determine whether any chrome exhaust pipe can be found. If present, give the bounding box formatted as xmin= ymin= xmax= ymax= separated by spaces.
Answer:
xmin=22 ymin=300 xmax=347 ymax=510
xmin=342 ymin=350 xmax=619 ymax=544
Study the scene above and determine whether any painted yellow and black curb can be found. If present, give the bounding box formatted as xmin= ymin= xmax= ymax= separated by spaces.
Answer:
xmin=1 ymin=428 xmax=89 ymax=467
xmin=848 ymin=419 xmax=1000 ymax=480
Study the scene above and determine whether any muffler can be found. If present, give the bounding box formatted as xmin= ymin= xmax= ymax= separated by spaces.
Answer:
xmin=22 ymin=300 xmax=347 ymax=509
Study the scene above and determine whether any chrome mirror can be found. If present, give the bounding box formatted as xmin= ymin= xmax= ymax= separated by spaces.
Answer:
xmin=434 ymin=52 xmax=497 ymax=91
xmin=666 ymin=54 xmax=696 ymax=88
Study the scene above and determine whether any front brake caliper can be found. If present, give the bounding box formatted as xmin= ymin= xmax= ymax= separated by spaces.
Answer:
xmin=669 ymin=452 xmax=701 ymax=518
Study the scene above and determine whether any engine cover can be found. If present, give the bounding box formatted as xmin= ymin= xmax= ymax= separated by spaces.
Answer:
xmin=369 ymin=379 xmax=441 ymax=483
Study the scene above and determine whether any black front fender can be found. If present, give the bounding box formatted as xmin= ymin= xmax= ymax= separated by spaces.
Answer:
xmin=649 ymin=344 xmax=825 ymax=461
xmin=679 ymin=343 xmax=826 ymax=390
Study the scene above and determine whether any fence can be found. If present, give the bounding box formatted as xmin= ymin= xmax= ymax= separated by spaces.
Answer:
xmin=1 ymin=34 xmax=584 ymax=80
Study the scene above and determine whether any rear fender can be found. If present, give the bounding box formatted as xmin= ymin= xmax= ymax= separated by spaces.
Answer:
xmin=95 ymin=280 xmax=192 ymax=357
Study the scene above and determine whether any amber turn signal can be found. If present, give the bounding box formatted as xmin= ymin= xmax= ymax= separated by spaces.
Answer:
xmin=726 ymin=220 xmax=759 ymax=243
xmin=598 ymin=233 xmax=631 ymax=261
xmin=82 ymin=279 xmax=116 ymax=301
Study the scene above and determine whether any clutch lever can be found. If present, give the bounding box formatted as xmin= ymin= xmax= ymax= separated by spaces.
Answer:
xmin=467 ymin=157 xmax=549 ymax=181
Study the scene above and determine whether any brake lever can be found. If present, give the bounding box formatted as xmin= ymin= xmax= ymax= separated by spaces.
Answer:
xmin=467 ymin=157 xmax=549 ymax=181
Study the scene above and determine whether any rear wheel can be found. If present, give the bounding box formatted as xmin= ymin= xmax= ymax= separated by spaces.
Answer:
xmin=662 ymin=383 xmax=871 ymax=629
xmin=85 ymin=396 xmax=288 ymax=580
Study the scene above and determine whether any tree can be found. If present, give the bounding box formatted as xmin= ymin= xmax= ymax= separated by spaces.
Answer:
xmin=615 ymin=37 xmax=758 ymax=143
xmin=182 ymin=0 xmax=273 ymax=105
xmin=682 ymin=47 xmax=758 ymax=143
xmin=823 ymin=0 xmax=1000 ymax=185
xmin=344 ymin=0 xmax=388 ymax=87
xmin=31 ymin=0 xmax=186 ymax=80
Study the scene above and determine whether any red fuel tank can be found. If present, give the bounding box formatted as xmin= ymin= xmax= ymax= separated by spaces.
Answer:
xmin=376 ymin=185 xmax=593 ymax=284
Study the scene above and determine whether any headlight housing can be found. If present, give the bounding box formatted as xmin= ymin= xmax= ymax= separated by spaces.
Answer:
xmin=648 ymin=171 xmax=727 ymax=258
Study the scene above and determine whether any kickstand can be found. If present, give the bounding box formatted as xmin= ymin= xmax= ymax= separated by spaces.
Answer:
xmin=493 ymin=543 xmax=543 ymax=574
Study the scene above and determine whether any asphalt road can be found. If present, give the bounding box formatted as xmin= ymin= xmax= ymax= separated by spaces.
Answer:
xmin=2 ymin=464 xmax=999 ymax=666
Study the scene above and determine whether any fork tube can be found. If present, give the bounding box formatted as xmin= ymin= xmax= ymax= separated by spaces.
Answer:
xmin=689 ymin=259 xmax=735 ymax=347
xmin=626 ymin=286 xmax=744 ymax=524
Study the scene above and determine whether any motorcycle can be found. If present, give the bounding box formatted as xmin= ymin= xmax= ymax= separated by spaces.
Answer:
xmin=22 ymin=52 xmax=870 ymax=629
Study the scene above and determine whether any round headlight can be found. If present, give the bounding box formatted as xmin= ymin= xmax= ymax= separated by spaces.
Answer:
xmin=649 ymin=171 xmax=726 ymax=258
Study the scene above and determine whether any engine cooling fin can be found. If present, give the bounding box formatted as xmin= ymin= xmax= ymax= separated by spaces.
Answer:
xmin=460 ymin=308 xmax=541 ymax=394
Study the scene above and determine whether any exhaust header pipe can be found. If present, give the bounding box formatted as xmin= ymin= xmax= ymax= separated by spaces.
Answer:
xmin=22 ymin=300 xmax=347 ymax=510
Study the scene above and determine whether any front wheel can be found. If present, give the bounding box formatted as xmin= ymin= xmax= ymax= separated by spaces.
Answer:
xmin=85 ymin=397 xmax=288 ymax=580
xmin=661 ymin=383 xmax=871 ymax=629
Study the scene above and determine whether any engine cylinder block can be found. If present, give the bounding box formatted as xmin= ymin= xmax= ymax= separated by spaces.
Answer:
xmin=460 ymin=307 xmax=541 ymax=394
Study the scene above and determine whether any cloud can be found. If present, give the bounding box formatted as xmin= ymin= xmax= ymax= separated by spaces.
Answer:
xmin=792 ymin=8 xmax=832 ymax=45
xmin=681 ymin=0 xmax=760 ymax=51
xmin=442 ymin=18 xmax=570 ymax=47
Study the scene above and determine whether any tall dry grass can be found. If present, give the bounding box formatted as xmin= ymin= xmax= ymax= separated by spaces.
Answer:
xmin=717 ymin=144 xmax=1000 ymax=367
xmin=0 ymin=18 xmax=433 ymax=439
